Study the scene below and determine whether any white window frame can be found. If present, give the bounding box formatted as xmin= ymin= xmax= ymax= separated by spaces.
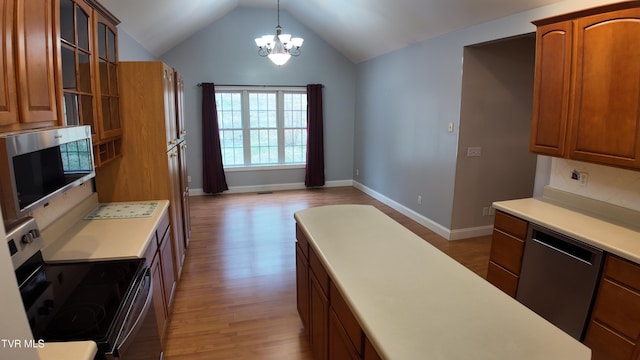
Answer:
xmin=215 ymin=86 xmax=307 ymax=171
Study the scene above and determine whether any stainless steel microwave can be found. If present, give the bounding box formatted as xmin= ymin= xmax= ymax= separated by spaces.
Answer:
xmin=0 ymin=126 xmax=95 ymax=221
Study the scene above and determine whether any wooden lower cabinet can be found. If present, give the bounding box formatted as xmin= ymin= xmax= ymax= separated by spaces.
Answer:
xmin=584 ymin=254 xmax=640 ymax=359
xmin=329 ymin=309 xmax=359 ymax=360
xmin=144 ymin=211 xmax=176 ymax=346
xmin=296 ymin=223 xmax=383 ymax=360
xmin=309 ymin=263 xmax=329 ymax=360
xmin=486 ymin=211 xmax=528 ymax=297
xmin=296 ymin=243 xmax=310 ymax=335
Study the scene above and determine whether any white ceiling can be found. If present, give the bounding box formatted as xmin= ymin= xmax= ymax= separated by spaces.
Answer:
xmin=100 ymin=0 xmax=565 ymax=63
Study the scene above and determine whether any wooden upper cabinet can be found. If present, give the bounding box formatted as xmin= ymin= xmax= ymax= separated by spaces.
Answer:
xmin=57 ymin=0 xmax=98 ymax=139
xmin=529 ymin=21 xmax=572 ymax=157
xmin=0 ymin=0 xmax=18 ymax=126
xmin=531 ymin=2 xmax=640 ymax=170
xmin=163 ymin=65 xmax=177 ymax=149
xmin=94 ymin=12 xmax=121 ymax=140
xmin=174 ymin=70 xmax=186 ymax=140
xmin=568 ymin=7 xmax=640 ymax=168
xmin=0 ymin=0 xmax=58 ymax=130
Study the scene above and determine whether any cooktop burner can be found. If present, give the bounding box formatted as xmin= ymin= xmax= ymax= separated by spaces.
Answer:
xmin=20 ymin=258 xmax=145 ymax=343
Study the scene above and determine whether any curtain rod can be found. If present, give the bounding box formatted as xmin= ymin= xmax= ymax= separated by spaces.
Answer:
xmin=197 ymin=83 xmax=323 ymax=88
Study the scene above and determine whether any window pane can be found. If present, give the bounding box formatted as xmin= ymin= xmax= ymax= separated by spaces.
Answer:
xmin=216 ymin=89 xmax=307 ymax=167
xmin=249 ymin=93 xmax=276 ymax=128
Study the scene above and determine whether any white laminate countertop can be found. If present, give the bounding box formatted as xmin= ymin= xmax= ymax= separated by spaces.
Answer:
xmin=294 ymin=204 xmax=590 ymax=360
xmin=38 ymin=341 xmax=97 ymax=360
xmin=41 ymin=197 xmax=169 ymax=262
xmin=493 ymin=197 xmax=640 ymax=264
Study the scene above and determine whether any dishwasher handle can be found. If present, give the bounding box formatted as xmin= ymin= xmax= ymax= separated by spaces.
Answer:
xmin=531 ymin=228 xmax=598 ymax=265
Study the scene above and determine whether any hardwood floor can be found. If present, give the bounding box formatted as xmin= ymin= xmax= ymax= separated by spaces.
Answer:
xmin=163 ymin=186 xmax=491 ymax=359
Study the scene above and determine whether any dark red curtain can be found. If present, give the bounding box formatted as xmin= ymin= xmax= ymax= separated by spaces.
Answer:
xmin=201 ymin=83 xmax=228 ymax=194
xmin=305 ymin=84 xmax=325 ymax=187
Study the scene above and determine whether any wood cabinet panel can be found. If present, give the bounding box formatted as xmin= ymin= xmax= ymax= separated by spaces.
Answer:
xmin=159 ymin=223 xmax=176 ymax=313
xmin=486 ymin=261 xmax=519 ymax=297
xmin=529 ymin=21 xmax=572 ymax=157
xmin=493 ymin=211 xmax=528 ymax=240
xmin=296 ymin=224 xmax=309 ymax=259
xmin=0 ymin=0 xmax=18 ymax=126
xmin=15 ymin=0 xmax=58 ymax=125
xmin=310 ymin=271 xmax=329 ymax=360
xmin=605 ymin=255 xmax=640 ymax=292
xmin=489 ymin=229 xmax=524 ymax=275
xmin=150 ymin=251 xmax=167 ymax=344
xmin=568 ymin=7 xmax=640 ymax=168
xmin=329 ymin=282 xmax=363 ymax=355
xmin=328 ymin=308 xmax=360 ymax=360
xmin=591 ymin=279 xmax=640 ymax=341
xmin=364 ymin=336 xmax=383 ymax=360
xmin=296 ymin=243 xmax=310 ymax=334
xmin=584 ymin=320 xmax=636 ymax=360
xmin=310 ymin=247 xmax=330 ymax=296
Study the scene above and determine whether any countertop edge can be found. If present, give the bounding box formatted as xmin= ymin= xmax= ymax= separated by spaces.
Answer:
xmin=37 ymin=341 xmax=97 ymax=360
xmin=493 ymin=198 xmax=640 ymax=264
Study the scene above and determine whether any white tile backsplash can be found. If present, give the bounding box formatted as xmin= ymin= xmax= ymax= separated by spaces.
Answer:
xmin=550 ymin=158 xmax=640 ymax=212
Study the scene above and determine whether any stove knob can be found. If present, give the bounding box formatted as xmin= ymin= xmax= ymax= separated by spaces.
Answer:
xmin=29 ymin=229 xmax=40 ymax=238
xmin=21 ymin=233 xmax=34 ymax=244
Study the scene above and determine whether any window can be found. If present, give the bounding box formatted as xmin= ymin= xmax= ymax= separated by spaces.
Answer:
xmin=215 ymin=87 xmax=307 ymax=168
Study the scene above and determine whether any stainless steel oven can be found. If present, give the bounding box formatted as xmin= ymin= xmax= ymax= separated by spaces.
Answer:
xmin=8 ymin=216 xmax=163 ymax=359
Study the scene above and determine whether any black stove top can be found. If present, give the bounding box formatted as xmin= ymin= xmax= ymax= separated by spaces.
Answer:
xmin=19 ymin=256 xmax=145 ymax=345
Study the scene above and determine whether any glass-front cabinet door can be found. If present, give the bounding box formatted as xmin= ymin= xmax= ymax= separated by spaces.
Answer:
xmin=59 ymin=0 xmax=97 ymax=140
xmin=95 ymin=14 xmax=120 ymax=140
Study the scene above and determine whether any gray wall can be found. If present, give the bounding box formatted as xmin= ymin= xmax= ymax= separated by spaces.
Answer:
xmin=451 ymin=35 xmax=538 ymax=232
xmin=118 ymin=31 xmax=157 ymax=61
xmin=353 ymin=0 xmax=619 ymax=232
xmin=159 ymin=7 xmax=356 ymax=192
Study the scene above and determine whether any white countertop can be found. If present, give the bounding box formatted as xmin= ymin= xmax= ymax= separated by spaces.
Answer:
xmin=294 ymin=204 xmax=590 ymax=360
xmin=493 ymin=197 xmax=640 ymax=263
xmin=41 ymin=199 xmax=169 ymax=262
xmin=38 ymin=341 xmax=97 ymax=360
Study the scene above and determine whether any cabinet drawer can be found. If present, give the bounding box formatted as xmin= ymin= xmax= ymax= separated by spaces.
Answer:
xmin=604 ymin=255 xmax=640 ymax=292
xmin=591 ymin=278 xmax=640 ymax=341
xmin=487 ymin=261 xmax=518 ymax=297
xmin=493 ymin=211 xmax=528 ymax=239
xmin=489 ymin=229 xmax=524 ymax=275
xmin=156 ymin=211 xmax=171 ymax=244
xmin=296 ymin=223 xmax=309 ymax=260
xmin=309 ymin=247 xmax=330 ymax=296
xmin=584 ymin=320 xmax=636 ymax=360
xmin=330 ymin=282 xmax=363 ymax=355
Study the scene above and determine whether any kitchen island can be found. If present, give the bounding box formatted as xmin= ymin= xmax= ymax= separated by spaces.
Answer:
xmin=294 ymin=204 xmax=590 ymax=360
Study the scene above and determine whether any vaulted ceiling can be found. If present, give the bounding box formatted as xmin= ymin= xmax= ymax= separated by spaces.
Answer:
xmin=100 ymin=0 xmax=565 ymax=63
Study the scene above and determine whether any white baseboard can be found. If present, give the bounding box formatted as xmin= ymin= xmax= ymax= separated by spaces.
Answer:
xmin=190 ymin=180 xmax=492 ymax=240
xmin=353 ymin=181 xmax=493 ymax=241
xmin=189 ymin=179 xmax=354 ymax=196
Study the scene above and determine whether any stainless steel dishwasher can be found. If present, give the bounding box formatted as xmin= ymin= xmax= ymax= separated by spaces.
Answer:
xmin=516 ymin=224 xmax=604 ymax=340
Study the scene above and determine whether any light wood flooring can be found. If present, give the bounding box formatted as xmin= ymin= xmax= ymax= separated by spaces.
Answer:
xmin=163 ymin=186 xmax=492 ymax=359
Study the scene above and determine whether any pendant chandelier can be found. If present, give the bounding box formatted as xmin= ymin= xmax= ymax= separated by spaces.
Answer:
xmin=254 ymin=0 xmax=303 ymax=66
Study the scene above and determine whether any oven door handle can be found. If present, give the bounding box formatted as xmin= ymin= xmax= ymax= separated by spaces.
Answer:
xmin=110 ymin=269 xmax=154 ymax=358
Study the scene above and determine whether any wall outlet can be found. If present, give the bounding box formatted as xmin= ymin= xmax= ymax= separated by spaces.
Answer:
xmin=188 ymin=175 xmax=192 ymax=183
xmin=417 ymin=195 xmax=422 ymax=205
xmin=356 ymin=168 xmax=360 ymax=176
xmin=571 ymin=170 xmax=588 ymax=186
xmin=467 ymin=147 xmax=482 ymax=157
xmin=482 ymin=207 xmax=489 ymax=216
xmin=448 ymin=122 xmax=454 ymax=133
